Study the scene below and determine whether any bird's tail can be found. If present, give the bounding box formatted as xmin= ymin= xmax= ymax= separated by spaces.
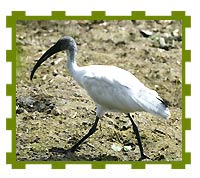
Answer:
xmin=136 ymin=89 xmax=171 ymax=119
xmin=151 ymin=96 xmax=171 ymax=119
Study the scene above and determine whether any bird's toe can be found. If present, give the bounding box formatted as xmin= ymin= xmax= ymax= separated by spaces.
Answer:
xmin=138 ymin=153 xmax=151 ymax=161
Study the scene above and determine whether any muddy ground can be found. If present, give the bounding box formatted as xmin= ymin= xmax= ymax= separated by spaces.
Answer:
xmin=16 ymin=20 xmax=182 ymax=161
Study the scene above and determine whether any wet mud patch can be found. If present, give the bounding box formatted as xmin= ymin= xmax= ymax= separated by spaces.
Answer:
xmin=17 ymin=95 xmax=55 ymax=114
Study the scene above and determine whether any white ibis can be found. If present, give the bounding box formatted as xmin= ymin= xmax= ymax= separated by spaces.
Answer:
xmin=30 ymin=36 xmax=171 ymax=160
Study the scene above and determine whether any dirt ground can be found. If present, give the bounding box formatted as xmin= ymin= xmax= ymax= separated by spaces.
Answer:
xmin=16 ymin=20 xmax=182 ymax=161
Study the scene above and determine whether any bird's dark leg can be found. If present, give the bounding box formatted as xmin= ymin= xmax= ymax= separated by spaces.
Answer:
xmin=128 ymin=113 xmax=150 ymax=161
xmin=68 ymin=116 xmax=100 ymax=152
xmin=50 ymin=116 xmax=100 ymax=154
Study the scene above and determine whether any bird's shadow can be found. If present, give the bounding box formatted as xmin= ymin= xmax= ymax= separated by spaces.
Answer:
xmin=46 ymin=147 xmax=120 ymax=161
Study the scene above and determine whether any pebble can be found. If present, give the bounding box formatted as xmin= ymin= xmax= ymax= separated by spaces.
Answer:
xmin=111 ymin=144 xmax=122 ymax=152
xmin=42 ymin=75 xmax=47 ymax=80
xmin=16 ymin=106 xmax=24 ymax=114
xmin=154 ymin=85 xmax=159 ymax=89
xmin=159 ymin=37 xmax=166 ymax=48
xmin=123 ymin=145 xmax=132 ymax=152
xmin=53 ymin=69 xmax=58 ymax=76
xmin=51 ymin=108 xmax=60 ymax=116
xmin=140 ymin=29 xmax=153 ymax=37
xmin=122 ymin=122 xmax=132 ymax=130
xmin=172 ymin=29 xmax=179 ymax=37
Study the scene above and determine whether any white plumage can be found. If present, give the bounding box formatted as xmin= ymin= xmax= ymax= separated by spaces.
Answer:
xmin=30 ymin=36 xmax=171 ymax=160
xmin=71 ymin=64 xmax=170 ymax=119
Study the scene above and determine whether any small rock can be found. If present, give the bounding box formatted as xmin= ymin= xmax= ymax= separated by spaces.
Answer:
xmin=73 ymin=92 xmax=82 ymax=97
xmin=172 ymin=29 xmax=179 ymax=37
xmin=140 ymin=29 xmax=153 ymax=37
xmin=42 ymin=75 xmax=47 ymax=80
xmin=49 ymin=103 xmax=55 ymax=110
xmin=25 ymin=128 xmax=29 ymax=133
xmin=46 ymin=108 xmax=51 ymax=114
xmin=154 ymin=84 xmax=159 ymax=89
xmin=52 ymin=69 xmax=58 ymax=76
xmin=16 ymin=106 xmax=24 ymax=114
xmin=51 ymin=108 xmax=60 ymax=116
xmin=159 ymin=37 xmax=166 ymax=48
xmin=123 ymin=145 xmax=132 ymax=152
xmin=111 ymin=143 xmax=122 ymax=152
xmin=156 ymin=154 xmax=165 ymax=161
xmin=176 ymin=60 xmax=181 ymax=65
xmin=72 ymin=112 xmax=77 ymax=118
xmin=163 ymin=32 xmax=171 ymax=38
xmin=121 ymin=121 xmax=132 ymax=130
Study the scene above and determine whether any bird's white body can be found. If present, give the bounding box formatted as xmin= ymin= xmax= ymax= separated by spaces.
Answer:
xmin=67 ymin=59 xmax=171 ymax=119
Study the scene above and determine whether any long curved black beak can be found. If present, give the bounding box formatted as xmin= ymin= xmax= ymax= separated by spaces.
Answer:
xmin=30 ymin=42 xmax=61 ymax=80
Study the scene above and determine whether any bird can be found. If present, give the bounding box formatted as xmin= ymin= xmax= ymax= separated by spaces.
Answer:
xmin=30 ymin=36 xmax=171 ymax=161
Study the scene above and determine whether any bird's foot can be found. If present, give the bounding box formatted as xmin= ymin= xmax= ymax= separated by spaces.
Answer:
xmin=49 ymin=147 xmax=75 ymax=154
xmin=138 ymin=153 xmax=151 ymax=161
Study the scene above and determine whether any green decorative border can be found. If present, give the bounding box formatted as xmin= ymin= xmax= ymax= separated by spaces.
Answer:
xmin=6 ymin=11 xmax=191 ymax=169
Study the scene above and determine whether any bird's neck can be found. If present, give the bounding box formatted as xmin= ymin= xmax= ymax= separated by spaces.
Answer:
xmin=66 ymin=49 xmax=85 ymax=87
xmin=66 ymin=49 xmax=78 ymax=75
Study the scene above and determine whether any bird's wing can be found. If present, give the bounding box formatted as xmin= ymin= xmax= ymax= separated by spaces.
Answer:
xmin=107 ymin=67 xmax=171 ymax=119
xmin=80 ymin=65 xmax=146 ymax=112
xmin=132 ymin=87 xmax=171 ymax=119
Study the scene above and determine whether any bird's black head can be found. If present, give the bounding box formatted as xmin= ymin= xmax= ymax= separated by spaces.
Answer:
xmin=30 ymin=36 xmax=77 ymax=80
xmin=56 ymin=36 xmax=77 ymax=52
